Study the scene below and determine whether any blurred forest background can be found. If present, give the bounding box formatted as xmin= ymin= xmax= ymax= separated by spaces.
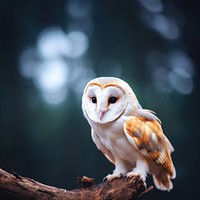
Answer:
xmin=0 ymin=0 xmax=200 ymax=199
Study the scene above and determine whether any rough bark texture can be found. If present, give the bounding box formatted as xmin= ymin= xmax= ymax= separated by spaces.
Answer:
xmin=0 ymin=168 xmax=153 ymax=200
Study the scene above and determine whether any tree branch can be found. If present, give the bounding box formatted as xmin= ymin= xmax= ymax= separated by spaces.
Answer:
xmin=0 ymin=168 xmax=153 ymax=200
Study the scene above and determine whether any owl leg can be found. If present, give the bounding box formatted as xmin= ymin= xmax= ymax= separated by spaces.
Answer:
xmin=126 ymin=159 xmax=148 ymax=187
xmin=104 ymin=160 xmax=128 ymax=181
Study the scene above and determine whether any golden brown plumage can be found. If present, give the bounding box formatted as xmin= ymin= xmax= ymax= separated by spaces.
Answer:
xmin=124 ymin=115 xmax=175 ymax=190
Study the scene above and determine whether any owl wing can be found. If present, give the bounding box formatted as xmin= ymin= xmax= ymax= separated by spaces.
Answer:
xmin=91 ymin=129 xmax=115 ymax=164
xmin=124 ymin=109 xmax=175 ymax=178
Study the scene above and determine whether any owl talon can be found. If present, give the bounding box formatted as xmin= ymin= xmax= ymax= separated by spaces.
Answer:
xmin=126 ymin=172 xmax=147 ymax=188
xmin=103 ymin=173 xmax=123 ymax=182
xmin=103 ymin=176 xmax=108 ymax=182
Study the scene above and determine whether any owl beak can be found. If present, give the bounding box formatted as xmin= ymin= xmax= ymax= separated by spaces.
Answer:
xmin=99 ymin=109 xmax=107 ymax=121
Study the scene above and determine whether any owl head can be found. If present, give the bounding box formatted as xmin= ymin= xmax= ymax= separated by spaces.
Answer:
xmin=82 ymin=77 xmax=139 ymax=124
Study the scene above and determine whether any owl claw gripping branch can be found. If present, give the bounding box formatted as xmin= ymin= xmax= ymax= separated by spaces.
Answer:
xmin=82 ymin=77 xmax=176 ymax=191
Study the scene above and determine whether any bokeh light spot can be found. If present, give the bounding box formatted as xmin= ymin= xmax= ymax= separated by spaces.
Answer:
xmin=35 ymin=59 xmax=69 ymax=92
xmin=37 ymin=27 xmax=70 ymax=59
xmin=66 ymin=31 xmax=89 ymax=58
xmin=168 ymin=69 xmax=193 ymax=94
xmin=66 ymin=0 xmax=91 ymax=20
xmin=19 ymin=48 xmax=40 ymax=79
xmin=152 ymin=14 xmax=179 ymax=39
xmin=33 ymin=59 xmax=69 ymax=104
xmin=142 ymin=13 xmax=179 ymax=40
xmin=138 ymin=0 xmax=163 ymax=13
xmin=168 ymin=50 xmax=194 ymax=77
xmin=42 ymin=89 xmax=68 ymax=105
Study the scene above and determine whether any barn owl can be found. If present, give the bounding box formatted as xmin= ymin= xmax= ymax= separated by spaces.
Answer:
xmin=82 ymin=77 xmax=176 ymax=191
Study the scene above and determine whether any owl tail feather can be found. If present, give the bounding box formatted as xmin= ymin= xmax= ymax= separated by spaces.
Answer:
xmin=153 ymin=173 xmax=173 ymax=191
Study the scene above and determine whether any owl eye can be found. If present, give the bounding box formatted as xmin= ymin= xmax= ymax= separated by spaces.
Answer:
xmin=91 ymin=97 xmax=97 ymax=103
xmin=109 ymin=96 xmax=117 ymax=104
